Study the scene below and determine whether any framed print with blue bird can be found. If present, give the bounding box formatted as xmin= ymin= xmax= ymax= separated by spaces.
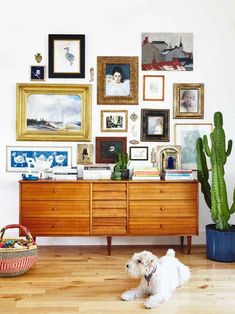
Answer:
xmin=48 ymin=34 xmax=85 ymax=78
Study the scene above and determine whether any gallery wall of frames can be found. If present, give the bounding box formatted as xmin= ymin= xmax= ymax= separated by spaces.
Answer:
xmin=8 ymin=32 xmax=212 ymax=175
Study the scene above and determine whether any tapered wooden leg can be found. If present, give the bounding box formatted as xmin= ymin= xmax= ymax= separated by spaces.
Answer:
xmin=107 ymin=236 xmax=112 ymax=256
xmin=180 ymin=236 xmax=184 ymax=248
xmin=187 ymin=236 xmax=192 ymax=255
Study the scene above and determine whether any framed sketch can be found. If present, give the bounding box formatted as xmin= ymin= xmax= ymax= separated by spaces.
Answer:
xmin=173 ymin=83 xmax=204 ymax=118
xmin=77 ymin=144 xmax=93 ymax=165
xmin=101 ymin=110 xmax=128 ymax=132
xmin=96 ymin=137 xmax=127 ymax=163
xmin=129 ymin=146 xmax=148 ymax=161
xmin=6 ymin=146 xmax=72 ymax=172
xmin=30 ymin=66 xmax=45 ymax=81
xmin=48 ymin=34 xmax=85 ymax=78
xmin=16 ymin=83 xmax=92 ymax=142
xmin=141 ymin=109 xmax=170 ymax=142
xmin=143 ymin=75 xmax=164 ymax=101
xmin=141 ymin=32 xmax=193 ymax=71
xmin=174 ymin=123 xmax=212 ymax=170
xmin=97 ymin=56 xmax=138 ymax=105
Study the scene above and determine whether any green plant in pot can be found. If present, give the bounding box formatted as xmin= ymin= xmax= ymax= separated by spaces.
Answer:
xmin=112 ymin=151 xmax=130 ymax=180
xmin=196 ymin=111 xmax=235 ymax=261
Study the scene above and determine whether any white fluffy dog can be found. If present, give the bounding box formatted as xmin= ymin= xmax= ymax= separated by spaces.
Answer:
xmin=121 ymin=249 xmax=190 ymax=309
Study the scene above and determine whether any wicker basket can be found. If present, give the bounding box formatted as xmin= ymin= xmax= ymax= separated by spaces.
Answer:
xmin=0 ymin=224 xmax=37 ymax=277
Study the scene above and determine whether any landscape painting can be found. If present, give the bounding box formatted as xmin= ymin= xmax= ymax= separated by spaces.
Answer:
xmin=142 ymin=33 xmax=193 ymax=71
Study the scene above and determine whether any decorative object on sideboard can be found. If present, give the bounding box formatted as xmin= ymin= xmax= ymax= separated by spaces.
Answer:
xmin=97 ymin=56 xmax=138 ymax=105
xmin=141 ymin=109 xmax=170 ymax=142
xmin=141 ymin=32 xmax=193 ymax=71
xmin=112 ymin=151 xmax=130 ymax=180
xmin=48 ymin=34 xmax=85 ymax=78
xmin=151 ymin=147 xmax=157 ymax=167
xmin=34 ymin=53 xmax=42 ymax=63
xmin=156 ymin=145 xmax=181 ymax=172
xmin=16 ymin=83 xmax=92 ymax=142
xmin=196 ymin=111 xmax=235 ymax=262
xmin=173 ymin=83 xmax=204 ymax=119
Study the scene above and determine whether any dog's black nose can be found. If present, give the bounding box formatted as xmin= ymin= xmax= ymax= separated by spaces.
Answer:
xmin=126 ymin=263 xmax=129 ymax=268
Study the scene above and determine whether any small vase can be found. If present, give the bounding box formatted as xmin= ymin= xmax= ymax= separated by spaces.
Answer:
xmin=112 ymin=172 xmax=122 ymax=180
xmin=121 ymin=169 xmax=130 ymax=180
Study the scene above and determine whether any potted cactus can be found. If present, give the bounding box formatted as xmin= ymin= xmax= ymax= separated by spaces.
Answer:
xmin=196 ymin=111 xmax=235 ymax=261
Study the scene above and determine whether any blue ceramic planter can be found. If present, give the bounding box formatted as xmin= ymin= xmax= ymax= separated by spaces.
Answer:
xmin=206 ymin=224 xmax=235 ymax=262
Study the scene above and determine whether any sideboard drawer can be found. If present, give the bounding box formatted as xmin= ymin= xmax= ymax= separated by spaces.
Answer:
xmin=21 ymin=183 xmax=89 ymax=201
xmin=129 ymin=218 xmax=198 ymax=235
xmin=129 ymin=200 xmax=197 ymax=218
xmin=21 ymin=200 xmax=89 ymax=217
xmin=92 ymin=200 xmax=126 ymax=209
xmin=92 ymin=225 xmax=126 ymax=235
xmin=92 ymin=183 xmax=127 ymax=191
xmin=93 ymin=208 xmax=127 ymax=218
xmin=92 ymin=191 xmax=126 ymax=200
xmin=21 ymin=218 xmax=90 ymax=235
xmin=129 ymin=182 xmax=197 ymax=200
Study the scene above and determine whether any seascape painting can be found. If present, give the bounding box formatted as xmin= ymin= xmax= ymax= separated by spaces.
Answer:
xmin=27 ymin=94 xmax=81 ymax=131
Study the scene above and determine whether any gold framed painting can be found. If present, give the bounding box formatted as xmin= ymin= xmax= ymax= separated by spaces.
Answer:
xmin=16 ymin=83 xmax=92 ymax=142
xmin=97 ymin=56 xmax=138 ymax=105
xmin=101 ymin=110 xmax=128 ymax=132
xmin=173 ymin=83 xmax=204 ymax=119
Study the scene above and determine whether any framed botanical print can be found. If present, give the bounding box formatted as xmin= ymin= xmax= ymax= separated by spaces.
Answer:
xmin=174 ymin=123 xmax=212 ymax=170
xmin=97 ymin=56 xmax=138 ymax=105
xmin=48 ymin=34 xmax=85 ymax=78
xmin=96 ymin=137 xmax=127 ymax=163
xmin=141 ymin=109 xmax=170 ymax=142
xmin=77 ymin=144 xmax=93 ymax=165
xmin=129 ymin=146 xmax=148 ymax=160
xmin=173 ymin=83 xmax=204 ymax=118
xmin=143 ymin=75 xmax=164 ymax=101
xmin=101 ymin=110 xmax=128 ymax=132
xmin=16 ymin=83 xmax=92 ymax=142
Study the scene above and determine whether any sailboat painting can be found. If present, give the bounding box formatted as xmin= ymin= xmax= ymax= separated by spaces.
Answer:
xmin=27 ymin=94 xmax=81 ymax=131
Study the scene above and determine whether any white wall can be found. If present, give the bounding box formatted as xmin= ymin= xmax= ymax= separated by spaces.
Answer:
xmin=1 ymin=0 xmax=235 ymax=245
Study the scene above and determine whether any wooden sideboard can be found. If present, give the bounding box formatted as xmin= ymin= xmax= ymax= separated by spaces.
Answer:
xmin=19 ymin=180 xmax=198 ymax=254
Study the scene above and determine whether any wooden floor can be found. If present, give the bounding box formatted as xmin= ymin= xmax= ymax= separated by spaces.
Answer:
xmin=1 ymin=245 xmax=235 ymax=314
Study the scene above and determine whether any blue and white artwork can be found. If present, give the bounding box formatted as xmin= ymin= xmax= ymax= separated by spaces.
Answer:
xmin=7 ymin=146 xmax=72 ymax=172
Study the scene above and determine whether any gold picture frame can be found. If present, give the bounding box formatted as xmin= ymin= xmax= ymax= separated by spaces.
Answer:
xmin=97 ymin=56 xmax=139 ymax=105
xmin=101 ymin=110 xmax=128 ymax=132
xmin=173 ymin=83 xmax=204 ymax=119
xmin=16 ymin=83 xmax=92 ymax=142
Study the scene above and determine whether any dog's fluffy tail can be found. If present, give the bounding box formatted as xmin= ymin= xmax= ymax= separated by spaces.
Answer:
xmin=166 ymin=248 xmax=175 ymax=257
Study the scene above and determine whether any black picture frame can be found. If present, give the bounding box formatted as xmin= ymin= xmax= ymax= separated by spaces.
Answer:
xmin=95 ymin=137 xmax=127 ymax=163
xmin=141 ymin=109 xmax=170 ymax=142
xmin=48 ymin=34 xmax=85 ymax=78
xmin=129 ymin=146 xmax=148 ymax=160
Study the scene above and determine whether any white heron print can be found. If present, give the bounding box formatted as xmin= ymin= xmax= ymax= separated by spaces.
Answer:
xmin=64 ymin=47 xmax=74 ymax=66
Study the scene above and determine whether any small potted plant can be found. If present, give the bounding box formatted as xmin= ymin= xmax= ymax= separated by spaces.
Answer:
xmin=196 ymin=111 xmax=235 ymax=262
xmin=112 ymin=151 xmax=130 ymax=180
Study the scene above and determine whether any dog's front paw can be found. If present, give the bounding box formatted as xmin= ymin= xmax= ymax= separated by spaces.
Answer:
xmin=121 ymin=291 xmax=132 ymax=301
xmin=144 ymin=296 xmax=159 ymax=309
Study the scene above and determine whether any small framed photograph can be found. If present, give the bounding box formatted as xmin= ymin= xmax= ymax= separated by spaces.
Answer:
xmin=77 ymin=144 xmax=93 ymax=165
xmin=96 ymin=137 xmax=127 ymax=163
xmin=6 ymin=146 xmax=72 ymax=172
xmin=30 ymin=66 xmax=45 ymax=81
xmin=101 ymin=110 xmax=128 ymax=132
xmin=97 ymin=56 xmax=138 ymax=105
xmin=129 ymin=146 xmax=148 ymax=160
xmin=174 ymin=123 xmax=212 ymax=170
xmin=141 ymin=109 xmax=170 ymax=142
xmin=143 ymin=75 xmax=164 ymax=101
xmin=156 ymin=145 xmax=181 ymax=172
xmin=48 ymin=34 xmax=85 ymax=78
xmin=173 ymin=83 xmax=204 ymax=118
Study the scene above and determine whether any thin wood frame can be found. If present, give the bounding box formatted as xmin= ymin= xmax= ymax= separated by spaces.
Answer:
xmin=143 ymin=75 xmax=165 ymax=101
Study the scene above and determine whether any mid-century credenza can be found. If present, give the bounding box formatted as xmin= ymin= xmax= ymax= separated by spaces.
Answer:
xmin=19 ymin=180 xmax=198 ymax=255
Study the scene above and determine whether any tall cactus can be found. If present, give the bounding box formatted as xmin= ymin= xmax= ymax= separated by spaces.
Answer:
xmin=196 ymin=112 xmax=235 ymax=230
